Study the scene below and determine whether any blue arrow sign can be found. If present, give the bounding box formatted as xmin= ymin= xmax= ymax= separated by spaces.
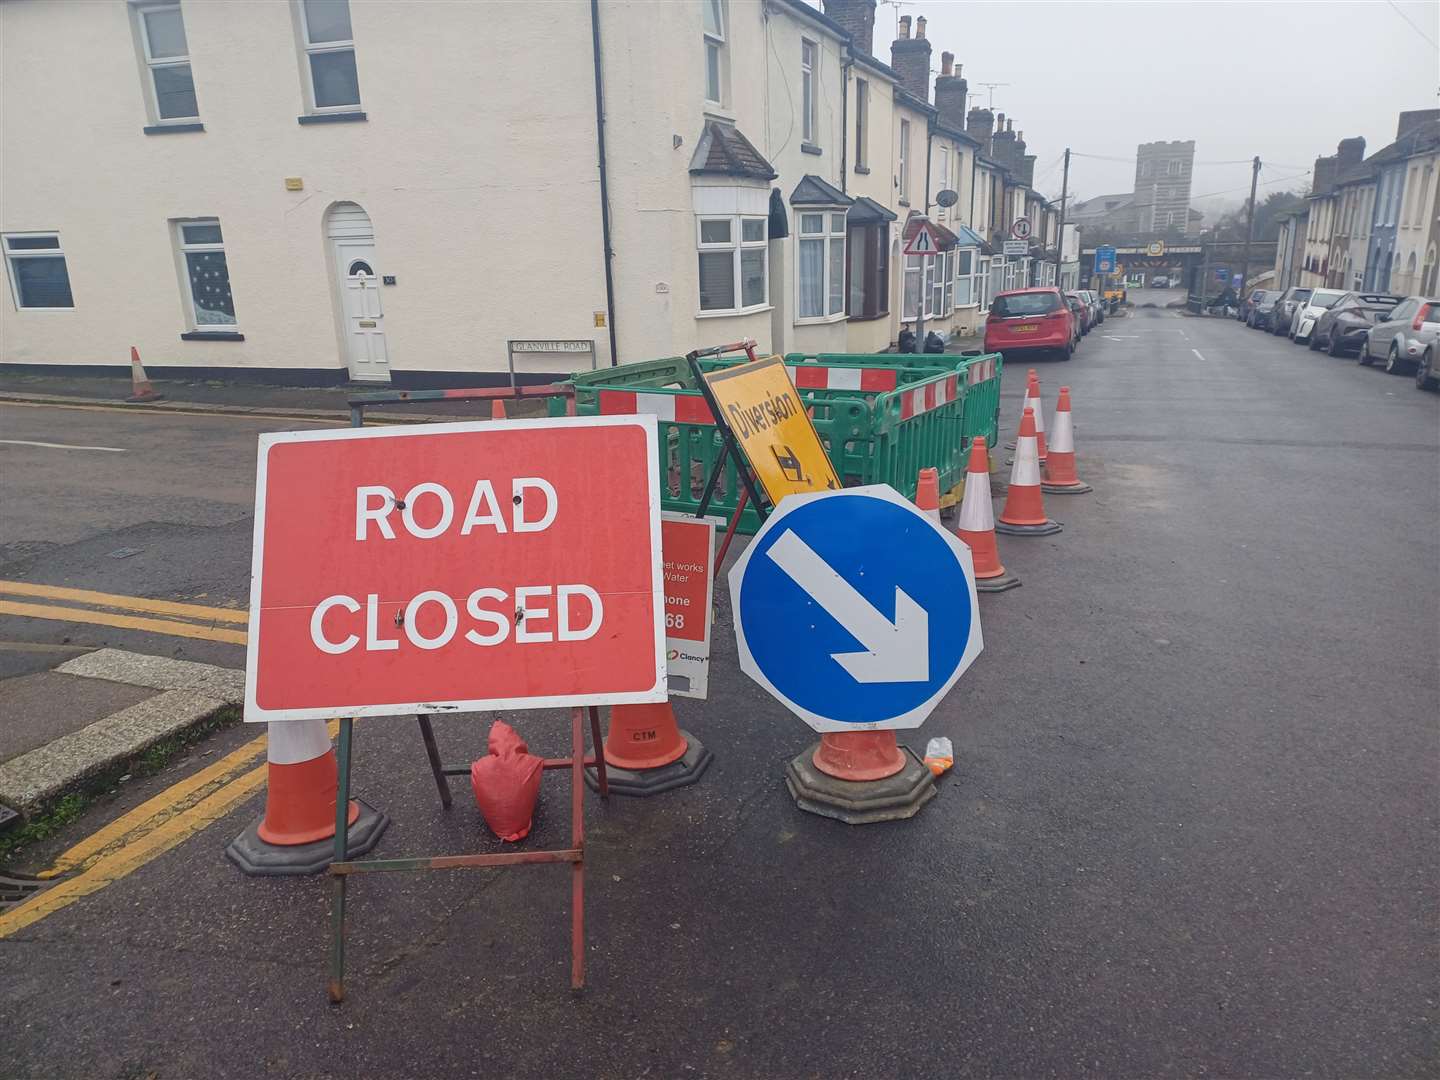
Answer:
xmin=728 ymin=485 xmax=983 ymax=732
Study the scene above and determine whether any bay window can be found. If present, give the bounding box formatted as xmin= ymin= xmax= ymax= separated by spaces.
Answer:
xmin=846 ymin=221 xmax=889 ymax=321
xmin=697 ymin=215 xmax=767 ymax=313
xmin=797 ymin=211 xmax=845 ymax=319
xmin=954 ymin=248 xmax=975 ymax=307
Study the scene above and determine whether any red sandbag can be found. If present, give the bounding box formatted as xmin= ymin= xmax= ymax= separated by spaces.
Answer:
xmin=470 ymin=721 xmax=544 ymax=842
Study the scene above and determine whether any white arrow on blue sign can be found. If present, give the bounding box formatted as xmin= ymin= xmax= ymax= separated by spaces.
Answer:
xmin=728 ymin=485 xmax=983 ymax=732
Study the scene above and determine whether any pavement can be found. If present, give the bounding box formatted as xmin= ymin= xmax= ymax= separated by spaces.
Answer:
xmin=1 ymin=299 xmax=1437 ymax=1078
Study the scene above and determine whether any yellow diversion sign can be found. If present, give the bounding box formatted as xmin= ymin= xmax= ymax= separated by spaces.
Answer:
xmin=701 ymin=354 xmax=841 ymax=503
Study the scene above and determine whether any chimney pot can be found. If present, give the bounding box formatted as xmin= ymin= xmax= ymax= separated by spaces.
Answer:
xmin=915 ymin=15 xmax=926 ymax=38
xmin=940 ymin=51 xmax=953 ymax=76
xmin=956 ymin=64 xmax=962 ymax=77
xmin=898 ymin=14 xmax=910 ymax=38
xmin=1007 ymin=119 xmax=1014 ymax=132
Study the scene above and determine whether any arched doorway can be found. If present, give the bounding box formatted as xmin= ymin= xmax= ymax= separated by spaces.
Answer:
xmin=325 ymin=202 xmax=390 ymax=382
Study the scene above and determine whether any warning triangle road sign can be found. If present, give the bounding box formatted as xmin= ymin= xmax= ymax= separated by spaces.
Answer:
xmin=903 ymin=220 xmax=941 ymax=257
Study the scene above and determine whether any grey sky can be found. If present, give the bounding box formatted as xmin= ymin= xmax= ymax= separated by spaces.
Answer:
xmin=890 ymin=1 xmax=1439 ymax=209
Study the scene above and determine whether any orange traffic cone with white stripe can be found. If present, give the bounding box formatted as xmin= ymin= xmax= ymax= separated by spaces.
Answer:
xmin=916 ymin=467 xmax=942 ymax=526
xmin=996 ymin=407 xmax=1062 ymax=536
xmin=585 ymin=701 xmax=712 ymax=796
xmin=1005 ymin=368 xmax=1039 ymax=450
xmin=954 ymin=437 xmax=1020 ymax=591
xmin=1042 ymin=386 xmax=1092 ymax=494
xmin=226 ymin=719 xmax=389 ymax=875
xmin=125 ymin=346 xmax=164 ymax=403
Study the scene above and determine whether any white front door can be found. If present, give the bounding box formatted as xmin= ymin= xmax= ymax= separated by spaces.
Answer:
xmin=334 ymin=240 xmax=389 ymax=382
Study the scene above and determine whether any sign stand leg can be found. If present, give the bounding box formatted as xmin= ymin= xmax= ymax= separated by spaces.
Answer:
xmin=586 ymin=706 xmax=609 ymax=798
xmin=570 ymin=706 xmax=586 ymax=991
xmin=416 ymin=715 xmax=453 ymax=809
xmin=327 ymin=717 xmax=354 ymax=1004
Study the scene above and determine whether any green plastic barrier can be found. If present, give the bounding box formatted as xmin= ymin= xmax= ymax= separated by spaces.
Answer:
xmin=551 ymin=351 xmax=1003 ymax=532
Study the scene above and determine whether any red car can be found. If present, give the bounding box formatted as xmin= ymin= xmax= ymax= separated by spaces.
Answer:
xmin=984 ymin=287 xmax=1075 ymax=361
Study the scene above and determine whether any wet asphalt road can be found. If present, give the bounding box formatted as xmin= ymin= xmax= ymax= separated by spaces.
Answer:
xmin=2 ymin=307 xmax=1438 ymax=1079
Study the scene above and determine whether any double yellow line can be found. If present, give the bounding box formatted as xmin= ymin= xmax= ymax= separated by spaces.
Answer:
xmin=0 ymin=580 xmax=265 ymax=937
xmin=0 ymin=580 xmax=248 ymax=644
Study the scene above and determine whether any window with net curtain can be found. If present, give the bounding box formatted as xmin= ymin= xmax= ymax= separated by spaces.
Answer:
xmin=698 ymin=216 xmax=767 ymax=312
xmin=798 ymin=212 xmax=845 ymax=319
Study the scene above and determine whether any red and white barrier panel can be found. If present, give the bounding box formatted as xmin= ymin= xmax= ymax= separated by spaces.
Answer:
xmin=791 ymin=366 xmax=899 ymax=392
xmin=899 ymin=375 xmax=960 ymax=420
xmin=966 ymin=356 xmax=997 ymax=385
xmin=597 ymin=390 xmax=715 ymax=425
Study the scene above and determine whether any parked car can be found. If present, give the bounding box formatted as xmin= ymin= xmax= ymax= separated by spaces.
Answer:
xmin=1065 ymin=291 xmax=1093 ymax=334
xmin=1289 ymin=288 xmax=1345 ymax=343
xmin=1063 ymin=294 xmax=1086 ymax=347
xmin=1310 ymin=293 xmax=1400 ymax=355
xmin=1249 ymin=290 xmax=1281 ymax=330
xmin=985 ymin=288 xmax=1075 ymax=361
xmin=1359 ymin=296 xmax=1440 ymax=380
xmin=1271 ymin=286 xmax=1312 ymax=335
xmin=1239 ymin=289 xmax=1272 ymax=323
xmin=1080 ymin=289 xmax=1105 ymax=324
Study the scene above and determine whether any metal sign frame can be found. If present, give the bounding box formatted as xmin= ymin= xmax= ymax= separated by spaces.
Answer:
xmin=507 ymin=338 xmax=597 ymax=389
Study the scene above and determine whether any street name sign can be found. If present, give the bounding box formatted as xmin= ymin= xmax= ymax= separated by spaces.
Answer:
xmin=661 ymin=513 xmax=719 ymax=700
xmin=244 ymin=416 xmax=666 ymax=722
xmin=701 ymin=354 xmax=840 ymax=504
xmin=728 ymin=485 xmax=982 ymax=732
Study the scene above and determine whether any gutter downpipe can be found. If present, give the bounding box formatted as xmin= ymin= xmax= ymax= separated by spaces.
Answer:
xmin=840 ymin=51 xmax=850 ymax=195
xmin=590 ymin=0 xmax=620 ymax=366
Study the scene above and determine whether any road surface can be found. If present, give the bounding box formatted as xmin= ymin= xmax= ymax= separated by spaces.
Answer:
xmin=2 ymin=309 xmax=1436 ymax=1078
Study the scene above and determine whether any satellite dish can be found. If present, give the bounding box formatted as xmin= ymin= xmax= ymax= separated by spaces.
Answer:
xmin=935 ymin=188 xmax=959 ymax=208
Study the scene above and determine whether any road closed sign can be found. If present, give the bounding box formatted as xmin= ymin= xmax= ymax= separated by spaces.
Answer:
xmin=244 ymin=416 xmax=666 ymax=722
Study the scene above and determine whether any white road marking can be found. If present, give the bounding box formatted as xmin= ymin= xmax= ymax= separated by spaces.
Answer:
xmin=0 ymin=439 xmax=127 ymax=452
xmin=1192 ymin=349 xmax=1207 ymax=362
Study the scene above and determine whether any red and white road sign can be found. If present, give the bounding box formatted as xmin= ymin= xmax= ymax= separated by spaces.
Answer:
xmin=902 ymin=219 xmax=944 ymax=257
xmin=660 ymin=513 xmax=719 ymax=700
xmin=244 ymin=416 xmax=666 ymax=722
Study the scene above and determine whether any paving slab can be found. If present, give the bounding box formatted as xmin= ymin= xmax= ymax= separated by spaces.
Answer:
xmin=0 ymin=670 xmax=156 ymax=762
xmin=58 ymin=647 xmax=244 ymax=702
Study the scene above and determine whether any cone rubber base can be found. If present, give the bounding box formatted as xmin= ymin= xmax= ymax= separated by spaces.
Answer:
xmin=785 ymin=744 xmax=936 ymax=824
xmin=125 ymin=391 xmax=165 ymax=403
xmin=975 ymin=570 xmax=1022 ymax=592
xmin=225 ymin=799 xmax=389 ymax=876
xmin=585 ymin=731 xmax=711 ymax=796
xmin=1042 ymin=480 xmax=1092 ymax=494
xmin=995 ymin=518 xmax=1062 ymax=536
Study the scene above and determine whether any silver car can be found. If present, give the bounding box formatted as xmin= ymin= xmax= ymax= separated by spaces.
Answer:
xmin=1360 ymin=296 xmax=1439 ymax=388
xmin=1290 ymin=288 xmax=1345 ymax=343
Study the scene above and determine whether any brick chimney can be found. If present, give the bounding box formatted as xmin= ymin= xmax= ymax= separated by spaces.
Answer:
xmin=822 ymin=0 xmax=876 ymax=57
xmin=1021 ymin=154 xmax=1036 ymax=188
xmin=890 ymin=13 xmax=931 ymax=103
xmin=1311 ymin=153 xmax=1337 ymax=196
xmin=934 ymin=55 xmax=968 ymax=131
xmin=1398 ymin=109 xmax=1440 ymax=138
xmin=966 ymin=106 xmax=994 ymax=153
xmin=1337 ymin=136 xmax=1365 ymax=164
xmin=992 ymin=114 xmax=1016 ymax=167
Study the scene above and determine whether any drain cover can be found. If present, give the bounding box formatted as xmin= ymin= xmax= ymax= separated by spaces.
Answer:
xmin=107 ymin=547 xmax=142 ymax=559
xmin=0 ymin=872 xmax=48 ymax=912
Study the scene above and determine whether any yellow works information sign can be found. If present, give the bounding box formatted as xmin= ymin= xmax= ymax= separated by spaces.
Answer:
xmin=701 ymin=354 xmax=841 ymax=503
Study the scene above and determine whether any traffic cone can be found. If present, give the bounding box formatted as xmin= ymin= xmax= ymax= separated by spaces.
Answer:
xmin=786 ymin=729 xmax=936 ymax=824
xmin=226 ymin=719 xmax=389 ymax=876
xmin=584 ymin=701 xmax=711 ymax=796
xmin=916 ymin=467 xmax=942 ymax=526
xmin=996 ymin=407 xmax=1062 ymax=536
xmin=1023 ymin=372 xmax=1048 ymax=462
xmin=954 ymin=437 xmax=1020 ymax=591
xmin=1005 ymin=369 xmax=1040 ymax=452
xmin=1042 ymin=386 xmax=1092 ymax=494
xmin=125 ymin=346 xmax=164 ymax=403
xmin=490 ymin=397 xmax=507 ymax=420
